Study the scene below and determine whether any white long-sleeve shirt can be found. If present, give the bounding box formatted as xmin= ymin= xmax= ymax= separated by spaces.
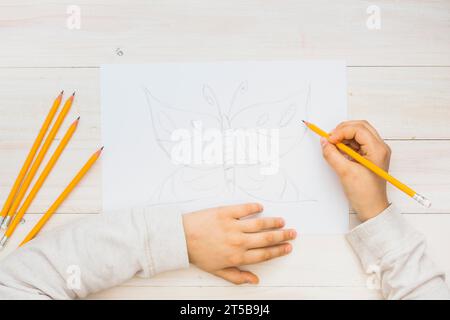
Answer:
xmin=0 ymin=204 xmax=447 ymax=299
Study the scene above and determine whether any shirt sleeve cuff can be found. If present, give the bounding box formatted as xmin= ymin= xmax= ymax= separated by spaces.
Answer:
xmin=138 ymin=205 xmax=190 ymax=276
xmin=346 ymin=204 xmax=425 ymax=270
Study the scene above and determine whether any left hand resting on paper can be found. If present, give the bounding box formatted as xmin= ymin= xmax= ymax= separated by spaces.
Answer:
xmin=182 ymin=203 xmax=296 ymax=285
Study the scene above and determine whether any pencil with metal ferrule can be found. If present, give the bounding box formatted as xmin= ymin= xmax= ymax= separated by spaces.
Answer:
xmin=0 ymin=117 xmax=80 ymax=250
xmin=0 ymin=92 xmax=76 ymax=230
xmin=302 ymin=120 xmax=431 ymax=208
xmin=17 ymin=147 xmax=104 ymax=247
xmin=0 ymin=91 xmax=63 ymax=226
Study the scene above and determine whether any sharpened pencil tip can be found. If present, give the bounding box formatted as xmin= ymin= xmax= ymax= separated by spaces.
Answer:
xmin=71 ymin=117 xmax=80 ymax=126
xmin=100 ymin=146 xmax=104 ymax=151
xmin=95 ymin=146 xmax=104 ymax=157
xmin=67 ymin=92 xmax=76 ymax=102
xmin=76 ymin=116 xmax=81 ymax=121
xmin=60 ymin=90 xmax=64 ymax=95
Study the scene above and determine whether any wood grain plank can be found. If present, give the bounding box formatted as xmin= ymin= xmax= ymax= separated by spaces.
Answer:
xmin=1 ymin=68 xmax=449 ymax=142
xmin=348 ymin=67 xmax=450 ymax=139
xmin=387 ymin=140 xmax=450 ymax=214
xmin=0 ymin=0 xmax=449 ymax=67
xmin=0 ymin=68 xmax=449 ymax=213
xmin=87 ymin=286 xmax=382 ymax=300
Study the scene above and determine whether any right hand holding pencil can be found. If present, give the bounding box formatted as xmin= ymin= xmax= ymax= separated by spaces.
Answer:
xmin=320 ymin=120 xmax=391 ymax=222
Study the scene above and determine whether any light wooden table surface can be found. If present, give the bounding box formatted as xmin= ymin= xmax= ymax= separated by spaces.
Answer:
xmin=0 ymin=0 xmax=449 ymax=299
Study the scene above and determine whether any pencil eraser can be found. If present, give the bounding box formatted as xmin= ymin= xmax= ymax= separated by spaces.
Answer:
xmin=413 ymin=193 xmax=432 ymax=208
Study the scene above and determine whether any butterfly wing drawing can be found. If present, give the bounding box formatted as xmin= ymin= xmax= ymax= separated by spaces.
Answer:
xmin=143 ymin=87 xmax=221 ymax=160
xmin=229 ymin=82 xmax=311 ymax=157
xmin=228 ymin=81 xmax=314 ymax=203
xmin=143 ymin=86 xmax=228 ymax=204
xmin=143 ymin=82 xmax=315 ymax=205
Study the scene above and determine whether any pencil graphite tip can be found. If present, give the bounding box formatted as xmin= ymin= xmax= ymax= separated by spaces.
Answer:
xmin=100 ymin=146 xmax=104 ymax=151
xmin=66 ymin=92 xmax=76 ymax=102
xmin=56 ymin=91 xmax=64 ymax=102
xmin=95 ymin=146 xmax=105 ymax=156
xmin=72 ymin=116 xmax=81 ymax=125
xmin=76 ymin=116 xmax=81 ymax=121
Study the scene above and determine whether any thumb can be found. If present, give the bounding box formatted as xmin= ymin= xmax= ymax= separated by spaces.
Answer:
xmin=214 ymin=267 xmax=259 ymax=285
xmin=320 ymin=137 xmax=350 ymax=176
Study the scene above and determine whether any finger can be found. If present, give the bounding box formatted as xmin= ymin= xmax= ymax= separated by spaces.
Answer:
xmin=354 ymin=120 xmax=383 ymax=142
xmin=218 ymin=203 xmax=263 ymax=219
xmin=239 ymin=217 xmax=285 ymax=232
xmin=342 ymin=139 xmax=360 ymax=151
xmin=243 ymin=243 xmax=292 ymax=265
xmin=334 ymin=121 xmax=383 ymax=144
xmin=336 ymin=120 xmax=379 ymax=137
xmin=245 ymin=229 xmax=297 ymax=249
xmin=328 ymin=123 xmax=379 ymax=148
xmin=320 ymin=138 xmax=351 ymax=176
xmin=214 ymin=267 xmax=259 ymax=285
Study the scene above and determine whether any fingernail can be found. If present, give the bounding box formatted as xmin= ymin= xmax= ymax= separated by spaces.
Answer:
xmin=285 ymin=244 xmax=292 ymax=253
xmin=290 ymin=230 xmax=297 ymax=239
xmin=246 ymin=276 xmax=256 ymax=284
xmin=320 ymin=137 xmax=327 ymax=147
xmin=278 ymin=218 xmax=285 ymax=227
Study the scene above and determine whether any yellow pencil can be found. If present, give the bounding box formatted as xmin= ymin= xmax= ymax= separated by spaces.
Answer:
xmin=0 ymin=91 xmax=63 ymax=225
xmin=17 ymin=147 xmax=103 ymax=247
xmin=0 ymin=93 xmax=75 ymax=230
xmin=0 ymin=118 xmax=80 ymax=249
xmin=302 ymin=120 xmax=431 ymax=208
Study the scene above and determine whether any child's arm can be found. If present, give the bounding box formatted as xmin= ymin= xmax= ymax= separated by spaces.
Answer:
xmin=0 ymin=203 xmax=295 ymax=299
xmin=321 ymin=120 xmax=449 ymax=299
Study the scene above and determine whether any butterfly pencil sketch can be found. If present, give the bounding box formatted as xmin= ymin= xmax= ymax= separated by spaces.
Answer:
xmin=142 ymin=81 xmax=316 ymax=205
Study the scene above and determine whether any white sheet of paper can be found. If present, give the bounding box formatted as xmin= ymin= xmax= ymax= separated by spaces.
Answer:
xmin=101 ymin=61 xmax=348 ymax=234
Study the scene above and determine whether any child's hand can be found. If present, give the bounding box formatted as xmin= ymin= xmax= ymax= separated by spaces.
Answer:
xmin=182 ymin=203 xmax=296 ymax=285
xmin=321 ymin=120 xmax=391 ymax=222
